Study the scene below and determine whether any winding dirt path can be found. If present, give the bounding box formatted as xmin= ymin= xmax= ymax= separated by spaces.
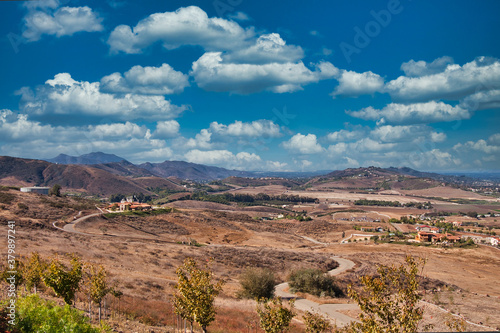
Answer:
xmin=56 ymin=210 xmax=360 ymax=326
xmin=275 ymin=257 xmax=358 ymax=327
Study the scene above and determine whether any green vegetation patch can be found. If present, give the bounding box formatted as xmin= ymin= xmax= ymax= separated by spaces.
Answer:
xmin=1 ymin=294 xmax=101 ymax=333
xmin=288 ymin=268 xmax=343 ymax=297
xmin=189 ymin=191 xmax=318 ymax=206
xmin=103 ymin=208 xmax=174 ymax=219
xmin=354 ymin=199 xmax=432 ymax=209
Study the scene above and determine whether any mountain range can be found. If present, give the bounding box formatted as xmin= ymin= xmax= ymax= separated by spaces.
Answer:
xmin=47 ymin=152 xmax=126 ymax=165
xmin=0 ymin=152 xmax=494 ymax=196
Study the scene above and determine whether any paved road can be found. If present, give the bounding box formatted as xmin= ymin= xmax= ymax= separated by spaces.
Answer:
xmin=62 ymin=212 xmax=102 ymax=235
xmin=275 ymin=256 xmax=358 ymax=327
xmin=298 ymin=235 xmax=329 ymax=246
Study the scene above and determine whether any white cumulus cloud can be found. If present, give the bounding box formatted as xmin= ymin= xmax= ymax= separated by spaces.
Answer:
xmin=191 ymin=52 xmax=338 ymax=94
xmin=282 ymin=133 xmax=324 ymax=154
xmin=460 ymin=89 xmax=500 ymax=111
xmin=0 ymin=109 xmax=54 ymax=141
xmin=100 ymin=64 xmax=189 ymax=95
xmin=400 ymin=56 xmax=454 ymax=77
xmin=222 ymin=33 xmax=304 ymax=64
xmin=347 ymin=101 xmax=470 ymax=125
xmin=88 ymin=122 xmax=150 ymax=139
xmin=185 ymin=149 xmax=261 ymax=169
xmin=0 ymin=110 xmax=174 ymax=163
xmin=185 ymin=129 xmax=213 ymax=149
xmin=209 ymin=120 xmax=281 ymax=138
xmin=23 ymin=6 xmax=103 ymax=41
xmin=370 ymin=125 xmax=446 ymax=143
xmin=153 ymin=120 xmax=180 ymax=139
xmin=331 ymin=70 xmax=384 ymax=97
xmin=18 ymin=73 xmax=187 ymax=121
xmin=454 ymin=139 xmax=500 ymax=154
xmin=386 ymin=57 xmax=500 ymax=102
xmin=326 ymin=128 xmax=366 ymax=142
xmin=107 ymin=6 xmax=253 ymax=54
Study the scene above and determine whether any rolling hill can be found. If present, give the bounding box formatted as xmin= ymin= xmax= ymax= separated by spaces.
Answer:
xmin=2 ymin=154 xmax=495 ymax=197
xmin=304 ymin=166 xmax=443 ymax=191
xmin=0 ymin=156 xmax=182 ymax=196
xmin=46 ymin=152 xmax=126 ymax=165
xmin=138 ymin=160 xmax=253 ymax=181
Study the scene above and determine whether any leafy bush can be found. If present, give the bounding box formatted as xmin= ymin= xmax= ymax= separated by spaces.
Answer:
xmin=238 ymin=267 xmax=276 ymax=299
xmin=303 ymin=311 xmax=332 ymax=333
xmin=288 ymin=268 xmax=342 ymax=297
xmin=1 ymin=294 xmax=100 ymax=333
xmin=256 ymin=297 xmax=295 ymax=333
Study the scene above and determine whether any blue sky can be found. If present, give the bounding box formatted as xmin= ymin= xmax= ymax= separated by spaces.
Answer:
xmin=1 ymin=0 xmax=499 ymax=172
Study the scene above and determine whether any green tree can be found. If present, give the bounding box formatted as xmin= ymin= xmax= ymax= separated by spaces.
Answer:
xmin=341 ymin=256 xmax=426 ymax=333
xmin=238 ymin=267 xmax=276 ymax=300
xmin=43 ymin=256 xmax=83 ymax=305
xmin=303 ymin=311 xmax=332 ymax=333
xmin=173 ymin=258 xmax=225 ymax=333
xmin=49 ymin=184 xmax=62 ymax=197
xmin=23 ymin=252 xmax=46 ymax=294
xmin=88 ymin=264 xmax=111 ymax=322
xmin=256 ymin=297 xmax=295 ymax=333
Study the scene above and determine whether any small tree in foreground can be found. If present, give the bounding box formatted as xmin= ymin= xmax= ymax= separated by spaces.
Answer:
xmin=43 ymin=256 xmax=83 ymax=305
xmin=340 ymin=256 xmax=426 ymax=333
xmin=238 ymin=267 xmax=276 ymax=300
xmin=173 ymin=258 xmax=225 ymax=333
xmin=256 ymin=297 xmax=295 ymax=333
xmin=23 ymin=252 xmax=46 ymax=294
xmin=88 ymin=264 xmax=112 ymax=322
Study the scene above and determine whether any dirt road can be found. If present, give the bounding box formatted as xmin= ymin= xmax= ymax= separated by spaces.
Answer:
xmin=275 ymin=256 xmax=357 ymax=326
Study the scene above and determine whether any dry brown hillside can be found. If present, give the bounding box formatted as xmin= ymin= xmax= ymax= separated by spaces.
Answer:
xmin=0 ymin=156 xmax=181 ymax=195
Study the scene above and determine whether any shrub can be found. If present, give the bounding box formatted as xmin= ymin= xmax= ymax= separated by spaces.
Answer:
xmin=288 ymin=268 xmax=342 ymax=297
xmin=303 ymin=311 xmax=332 ymax=333
xmin=1 ymin=294 xmax=100 ymax=333
xmin=256 ymin=297 xmax=295 ymax=333
xmin=49 ymin=184 xmax=61 ymax=197
xmin=238 ymin=267 xmax=276 ymax=300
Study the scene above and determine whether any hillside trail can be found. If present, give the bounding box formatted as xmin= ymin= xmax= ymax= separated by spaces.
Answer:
xmin=56 ymin=210 xmax=359 ymax=326
xmin=275 ymin=257 xmax=358 ymax=327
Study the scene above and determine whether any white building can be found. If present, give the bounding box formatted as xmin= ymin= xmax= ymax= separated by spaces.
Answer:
xmin=20 ymin=187 xmax=50 ymax=195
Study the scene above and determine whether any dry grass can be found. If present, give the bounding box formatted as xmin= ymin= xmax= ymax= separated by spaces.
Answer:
xmin=1 ymin=189 xmax=499 ymax=331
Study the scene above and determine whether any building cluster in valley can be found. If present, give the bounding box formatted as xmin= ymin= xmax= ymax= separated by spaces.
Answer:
xmin=106 ymin=200 xmax=152 ymax=212
xmin=414 ymin=224 xmax=499 ymax=246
